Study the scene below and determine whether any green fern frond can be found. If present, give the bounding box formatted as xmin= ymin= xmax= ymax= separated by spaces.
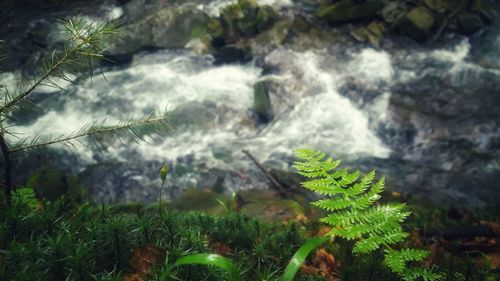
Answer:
xmin=385 ymin=248 xmax=442 ymax=280
xmin=294 ymin=148 xmax=441 ymax=281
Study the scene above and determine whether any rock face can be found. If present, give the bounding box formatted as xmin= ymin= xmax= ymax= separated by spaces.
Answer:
xmin=316 ymin=0 xmax=384 ymax=23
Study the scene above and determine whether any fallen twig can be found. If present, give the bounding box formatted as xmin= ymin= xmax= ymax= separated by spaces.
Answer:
xmin=431 ymin=0 xmax=466 ymax=42
xmin=242 ymin=149 xmax=289 ymax=197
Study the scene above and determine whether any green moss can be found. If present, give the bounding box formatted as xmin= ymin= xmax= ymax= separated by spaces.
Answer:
xmin=316 ymin=0 xmax=384 ymax=23
xmin=0 ymin=195 xmax=495 ymax=281
xmin=397 ymin=6 xmax=436 ymax=40
xmin=26 ymin=166 xmax=67 ymax=201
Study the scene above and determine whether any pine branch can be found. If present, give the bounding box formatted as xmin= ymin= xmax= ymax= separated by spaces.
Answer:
xmin=9 ymin=112 xmax=169 ymax=153
xmin=0 ymin=18 xmax=120 ymax=115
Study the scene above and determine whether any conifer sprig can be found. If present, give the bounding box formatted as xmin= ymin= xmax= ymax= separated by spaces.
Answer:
xmin=0 ymin=18 xmax=120 ymax=115
xmin=294 ymin=148 xmax=441 ymax=281
xmin=0 ymin=17 xmax=169 ymax=205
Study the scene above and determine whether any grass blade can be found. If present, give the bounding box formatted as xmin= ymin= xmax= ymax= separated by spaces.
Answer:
xmin=174 ymin=253 xmax=242 ymax=281
xmin=281 ymin=236 xmax=328 ymax=281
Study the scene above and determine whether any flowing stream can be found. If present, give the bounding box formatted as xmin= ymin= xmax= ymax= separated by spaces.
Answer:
xmin=2 ymin=1 xmax=500 ymax=206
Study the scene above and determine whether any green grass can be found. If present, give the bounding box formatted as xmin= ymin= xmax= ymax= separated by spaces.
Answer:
xmin=0 ymin=189 xmax=495 ymax=281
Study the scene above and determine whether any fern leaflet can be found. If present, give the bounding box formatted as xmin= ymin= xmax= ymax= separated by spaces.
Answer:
xmin=294 ymin=148 xmax=441 ymax=281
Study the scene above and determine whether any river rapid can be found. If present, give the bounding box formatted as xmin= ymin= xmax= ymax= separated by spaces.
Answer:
xmin=1 ymin=0 xmax=500 ymax=206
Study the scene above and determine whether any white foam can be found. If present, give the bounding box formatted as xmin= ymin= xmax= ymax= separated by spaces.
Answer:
xmin=348 ymin=48 xmax=394 ymax=83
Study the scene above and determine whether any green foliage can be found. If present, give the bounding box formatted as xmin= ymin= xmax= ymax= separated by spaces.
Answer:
xmin=0 ymin=194 xmax=493 ymax=280
xmin=0 ymin=196 xmax=315 ymax=281
xmin=12 ymin=187 xmax=38 ymax=209
xmin=175 ymin=253 xmax=243 ymax=281
xmin=281 ymin=236 xmax=328 ymax=281
xmin=294 ymin=148 xmax=441 ymax=281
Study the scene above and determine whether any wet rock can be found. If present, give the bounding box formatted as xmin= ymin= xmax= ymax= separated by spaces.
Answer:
xmin=397 ymin=6 xmax=436 ymax=40
xmin=424 ymin=0 xmax=449 ymax=14
xmin=471 ymin=0 xmax=495 ymax=24
xmin=170 ymin=101 xmax=219 ymax=130
xmin=253 ymin=80 xmax=274 ymax=123
xmin=217 ymin=0 xmax=278 ymax=43
xmin=253 ymin=20 xmax=292 ymax=48
xmin=213 ymin=45 xmax=253 ymax=65
xmin=316 ymin=0 xmax=384 ymax=24
xmin=255 ymin=5 xmax=279 ymax=32
xmin=351 ymin=20 xmax=386 ymax=46
xmin=110 ymin=6 xmax=209 ymax=55
xmin=208 ymin=18 xmax=225 ymax=40
xmin=457 ymin=13 xmax=485 ymax=35
xmin=381 ymin=2 xmax=408 ymax=24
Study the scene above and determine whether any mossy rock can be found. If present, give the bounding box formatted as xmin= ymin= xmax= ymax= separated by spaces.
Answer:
xmin=316 ymin=0 xmax=384 ymax=23
xmin=26 ymin=166 xmax=85 ymax=202
xmin=221 ymin=0 xmax=258 ymax=39
xmin=457 ymin=12 xmax=485 ymax=35
xmin=256 ymin=5 xmax=279 ymax=32
xmin=238 ymin=190 xmax=307 ymax=222
xmin=471 ymin=0 xmax=495 ymax=24
xmin=253 ymin=80 xmax=274 ymax=123
xmin=397 ymin=6 xmax=436 ymax=40
xmin=112 ymin=6 xmax=210 ymax=54
xmin=351 ymin=20 xmax=386 ymax=46
xmin=425 ymin=0 xmax=449 ymax=14
xmin=240 ymin=199 xmax=304 ymax=222
xmin=149 ymin=8 xmax=210 ymax=48
xmin=170 ymin=188 xmax=229 ymax=216
xmin=253 ymin=20 xmax=292 ymax=47
xmin=219 ymin=0 xmax=278 ymax=42
xmin=208 ymin=18 xmax=225 ymax=39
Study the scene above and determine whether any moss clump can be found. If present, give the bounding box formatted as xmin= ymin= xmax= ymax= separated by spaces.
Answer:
xmin=0 ymin=191 xmax=495 ymax=280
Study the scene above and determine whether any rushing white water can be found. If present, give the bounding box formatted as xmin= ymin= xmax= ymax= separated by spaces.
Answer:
xmin=202 ymin=0 xmax=292 ymax=17
xmin=6 ymin=46 xmax=393 ymax=195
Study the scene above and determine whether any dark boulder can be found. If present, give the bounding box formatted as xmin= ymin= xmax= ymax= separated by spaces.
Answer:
xmin=253 ymin=80 xmax=274 ymax=123
xmin=213 ymin=45 xmax=253 ymax=65
xmin=457 ymin=13 xmax=485 ymax=35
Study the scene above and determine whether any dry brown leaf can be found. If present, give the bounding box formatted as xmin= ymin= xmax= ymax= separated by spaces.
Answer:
xmin=425 ymin=240 xmax=442 ymax=266
xmin=123 ymin=273 xmax=145 ymax=281
xmin=317 ymin=227 xmax=332 ymax=237
xmin=301 ymin=248 xmax=341 ymax=281
xmin=408 ymin=228 xmax=424 ymax=248
xmin=130 ymin=245 xmax=165 ymax=278
xmin=212 ymin=241 xmax=232 ymax=256
xmin=295 ymin=213 xmax=309 ymax=224
xmin=486 ymin=252 xmax=500 ymax=270
xmin=480 ymin=221 xmax=500 ymax=235
xmin=300 ymin=264 xmax=319 ymax=275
